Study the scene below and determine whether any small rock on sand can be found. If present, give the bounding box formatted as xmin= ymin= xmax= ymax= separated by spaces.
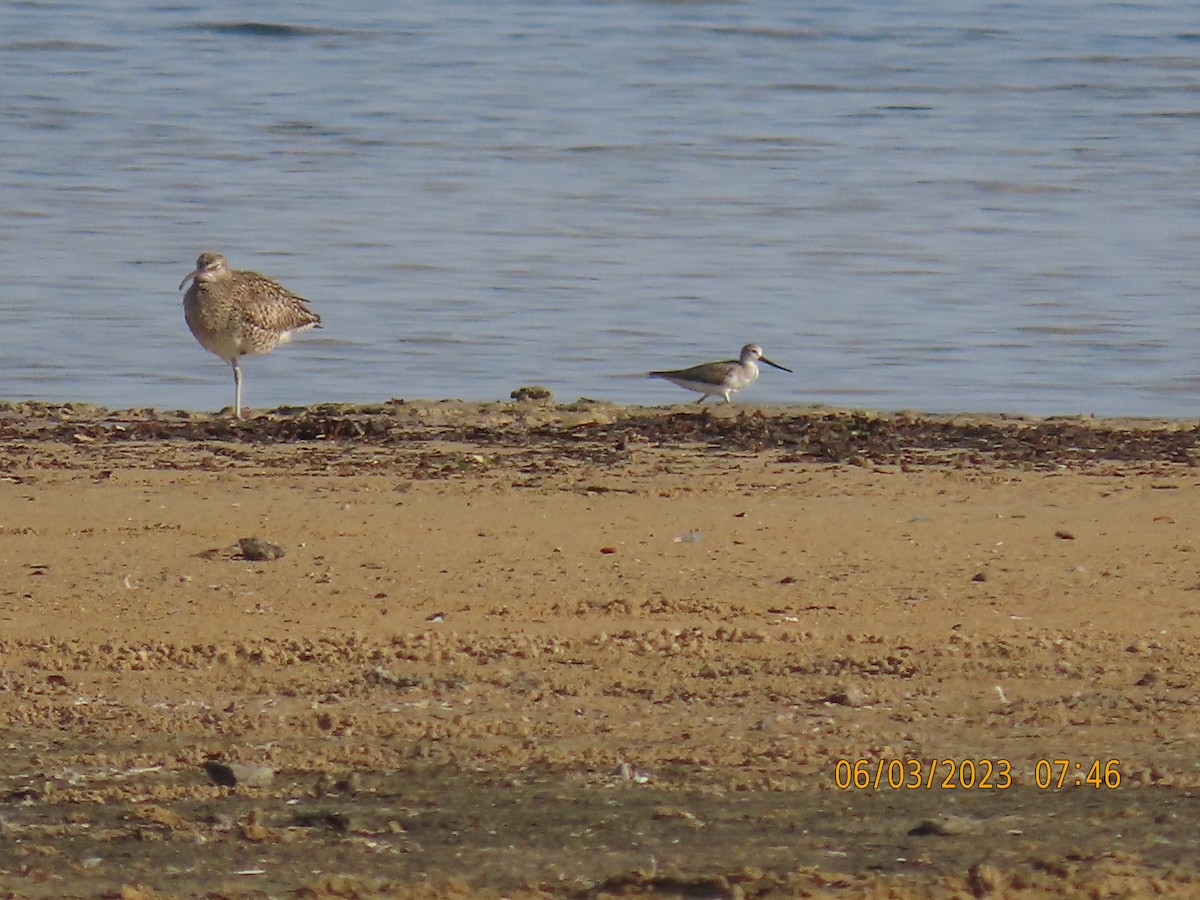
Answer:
xmin=237 ymin=537 xmax=285 ymax=561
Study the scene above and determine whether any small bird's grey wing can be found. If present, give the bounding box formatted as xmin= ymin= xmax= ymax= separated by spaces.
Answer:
xmin=672 ymin=360 xmax=737 ymax=382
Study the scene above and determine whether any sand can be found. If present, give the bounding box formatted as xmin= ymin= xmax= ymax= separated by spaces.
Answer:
xmin=1 ymin=400 xmax=1199 ymax=898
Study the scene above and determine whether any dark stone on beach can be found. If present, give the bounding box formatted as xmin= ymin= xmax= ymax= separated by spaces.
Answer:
xmin=237 ymin=537 xmax=285 ymax=561
xmin=827 ymin=683 xmax=867 ymax=707
xmin=201 ymin=760 xmax=276 ymax=788
xmin=293 ymin=810 xmax=354 ymax=832
xmin=202 ymin=760 xmax=238 ymax=787
xmin=909 ymin=815 xmax=982 ymax=837
xmin=511 ymin=385 xmax=554 ymax=402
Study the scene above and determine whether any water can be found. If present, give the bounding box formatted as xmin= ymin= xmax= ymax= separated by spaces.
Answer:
xmin=3 ymin=1 xmax=1200 ymax=417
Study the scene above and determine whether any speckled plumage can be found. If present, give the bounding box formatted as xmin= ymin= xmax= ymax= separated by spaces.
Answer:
xmin=180 ymin=252 xmax=321 ymax=418
xmin=649 ymin=343 xmax=792 ymax=404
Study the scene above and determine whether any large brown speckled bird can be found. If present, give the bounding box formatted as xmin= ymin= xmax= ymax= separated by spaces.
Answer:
xmin=179 ymin=252 xmax=321 ymax=418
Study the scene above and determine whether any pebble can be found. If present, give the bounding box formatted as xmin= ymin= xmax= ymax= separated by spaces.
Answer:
xmin=238 ymin=537 xmax=286 ymax=561
xmin=611 ymin=761 xmax=651 ymax=783
xmin=201 ymin=760 xmax=276 ymax=788
xmin=967 ymin=861 xmax=1000 ymax=896
xmin=201 ymin=760 xmax=237 ymax=787
xmin=827 ymin=683 xmax=867 ymax=707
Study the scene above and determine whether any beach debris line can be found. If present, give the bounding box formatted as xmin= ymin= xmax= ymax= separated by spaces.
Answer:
xmin=7 ymin=402 xmax=1200 ymax=468
xmin=201 ymin=760 xmax=276 ymax=788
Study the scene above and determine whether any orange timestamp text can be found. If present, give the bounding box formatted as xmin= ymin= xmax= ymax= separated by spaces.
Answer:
xmin=833 ymin=758 xmax=1121 ymax=790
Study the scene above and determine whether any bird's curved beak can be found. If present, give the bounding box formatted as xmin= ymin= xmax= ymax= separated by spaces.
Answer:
xmin=179 ymin=268 xmax=201 ymax=291
xmin=761 ymin=357 xmax=793 ymax=373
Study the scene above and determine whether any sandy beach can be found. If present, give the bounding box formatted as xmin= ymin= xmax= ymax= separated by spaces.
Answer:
xmin=2 ymin=400 xmax=1200 ymax=898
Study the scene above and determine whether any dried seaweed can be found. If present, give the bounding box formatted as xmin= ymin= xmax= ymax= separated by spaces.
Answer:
xmin=1 ymin=402 xmax=1196 ymax=468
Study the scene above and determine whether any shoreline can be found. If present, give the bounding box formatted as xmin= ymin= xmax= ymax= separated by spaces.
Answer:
xmin=6 ymin=395 xmax=1200 ymax=425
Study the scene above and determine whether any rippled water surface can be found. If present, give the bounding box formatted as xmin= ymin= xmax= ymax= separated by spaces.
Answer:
xmin=3 ymin=1 xmax=1200 ymax=416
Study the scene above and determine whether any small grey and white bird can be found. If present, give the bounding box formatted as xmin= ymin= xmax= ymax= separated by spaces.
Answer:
xmin=649 ymin=343 xmax=792 ymax=404
xmin=179 ymin=252 xmax=322 ymax=419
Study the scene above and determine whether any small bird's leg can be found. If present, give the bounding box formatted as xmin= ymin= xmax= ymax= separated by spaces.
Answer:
xmin=695 ymin=395 xmax=707 ymax=405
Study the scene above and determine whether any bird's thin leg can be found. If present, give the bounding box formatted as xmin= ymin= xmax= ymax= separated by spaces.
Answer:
xmin=231 ymin=359 xmax=243 ymax=420
xmin=695 ymin=395 xmax=707 ymax=405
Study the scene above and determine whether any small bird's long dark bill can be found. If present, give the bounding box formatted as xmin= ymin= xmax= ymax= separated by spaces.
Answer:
xmin=179 ymin=271 xmax=199 ymax=291
xmin=762 ymin=357 xmax=793 ymax=373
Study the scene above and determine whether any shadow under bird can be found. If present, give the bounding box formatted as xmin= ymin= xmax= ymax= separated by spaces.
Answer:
xmin=179 ymin=252 xmax=322 ymax=419
xmin=649 ymin=343 xmax=793 ymax=404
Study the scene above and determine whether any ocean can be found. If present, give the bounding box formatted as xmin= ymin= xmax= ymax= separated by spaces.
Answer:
xmin=3 ymin=0 xmax=1200 ymax=416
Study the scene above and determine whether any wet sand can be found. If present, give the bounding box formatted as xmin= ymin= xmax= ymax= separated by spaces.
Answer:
xmin=2 ymin=400 xmax=1200 ymax=898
